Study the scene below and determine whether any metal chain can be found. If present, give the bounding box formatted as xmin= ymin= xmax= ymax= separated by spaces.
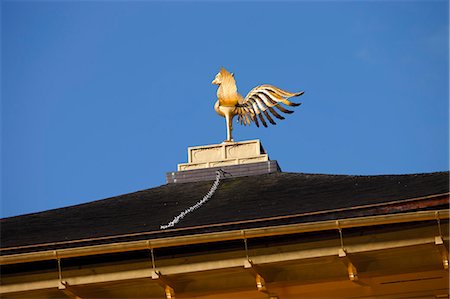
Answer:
xmin=160 ymin=170 xmax=226 ymax=230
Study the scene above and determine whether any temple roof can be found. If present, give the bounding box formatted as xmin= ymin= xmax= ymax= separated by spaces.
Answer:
xmin=1 ymin=171 xmax=448 ymax=254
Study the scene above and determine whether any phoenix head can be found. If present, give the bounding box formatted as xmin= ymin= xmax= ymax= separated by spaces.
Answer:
xmin=212 ymin=67 xmax=234 ymax=85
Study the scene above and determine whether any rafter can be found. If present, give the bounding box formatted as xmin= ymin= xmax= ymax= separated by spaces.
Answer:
xmin=244 ymin=259 xmax=275 ymax=296
xmin=435 ymin=236 xmax=449 ymax=270
xmin=338 ymin=249 xmax=358 ymax=281
xmin=58 ymin=281 xmax=82 ymax=299
xmin=152 ymin=270 xmax=176 ymax=299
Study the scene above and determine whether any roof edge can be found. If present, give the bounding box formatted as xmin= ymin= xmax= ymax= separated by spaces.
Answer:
xmin=1 ymin=208 xmax=448 ymax=266
xmin=3 ymin=192 xmax=448 ymax=253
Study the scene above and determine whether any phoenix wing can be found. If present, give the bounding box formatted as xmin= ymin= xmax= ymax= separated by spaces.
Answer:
xmin=236 ymin=84 xmax=304 ymax=127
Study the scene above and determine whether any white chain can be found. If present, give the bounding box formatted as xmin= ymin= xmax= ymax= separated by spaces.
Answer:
xmin=160 ymin=170 xmax=225 ymax=230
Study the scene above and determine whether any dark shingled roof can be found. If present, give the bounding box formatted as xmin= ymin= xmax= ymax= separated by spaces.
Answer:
xmin=1 ymin=171 xmax=449 ymax=254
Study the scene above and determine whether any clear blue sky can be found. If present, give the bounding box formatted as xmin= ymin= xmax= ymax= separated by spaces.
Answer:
xmin=2 ymin=1 xmax=448 ymax=218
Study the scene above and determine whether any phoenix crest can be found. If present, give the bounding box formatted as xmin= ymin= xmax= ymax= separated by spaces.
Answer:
xmin=212 ymin=67 xmax=304 ymax=142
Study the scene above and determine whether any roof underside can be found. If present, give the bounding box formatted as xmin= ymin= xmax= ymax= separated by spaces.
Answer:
xmin=1 ymin=171 xmax=448 ymax=253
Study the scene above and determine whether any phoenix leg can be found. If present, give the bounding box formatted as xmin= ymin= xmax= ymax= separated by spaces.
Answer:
xmin=225 ymin=113 xmax=234 ymax=142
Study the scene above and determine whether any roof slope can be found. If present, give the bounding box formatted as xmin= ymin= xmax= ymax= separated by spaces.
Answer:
xmin=1 ymin=171 xmax=448 ymax=253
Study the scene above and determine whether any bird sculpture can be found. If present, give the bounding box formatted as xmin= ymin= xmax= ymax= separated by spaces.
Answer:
xmin=212 ymin=67 xmax=304 ymax=142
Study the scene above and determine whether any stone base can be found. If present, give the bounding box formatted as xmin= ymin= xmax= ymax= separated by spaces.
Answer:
xmin=167 ymin=160 xmax=281 ymax=184
xmin=177 ymin=139 xmax=268 ymax=171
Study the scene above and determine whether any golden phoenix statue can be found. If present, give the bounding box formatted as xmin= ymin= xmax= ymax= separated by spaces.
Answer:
xmin=212 ymin=67 xmax=304 ymax=142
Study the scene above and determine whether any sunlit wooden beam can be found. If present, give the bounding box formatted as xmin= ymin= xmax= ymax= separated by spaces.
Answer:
xmin=151 ymin=270 xmax=175 ymax=299
xmin=338 ymin=249 xmax=358 ymax=281
xmin=244 ymin=259 xmax=271 ymax=294
xmin=58 ymin=281 xmax=82 ymax=299
xmin=435 ymin=236 xmax=449 ymax=270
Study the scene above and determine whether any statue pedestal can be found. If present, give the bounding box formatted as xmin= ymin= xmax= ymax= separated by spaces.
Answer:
xmin=166 ymin=140 xmax=280 ymax=184
xmin=178 ymin=139 xmax=268 ymax=171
